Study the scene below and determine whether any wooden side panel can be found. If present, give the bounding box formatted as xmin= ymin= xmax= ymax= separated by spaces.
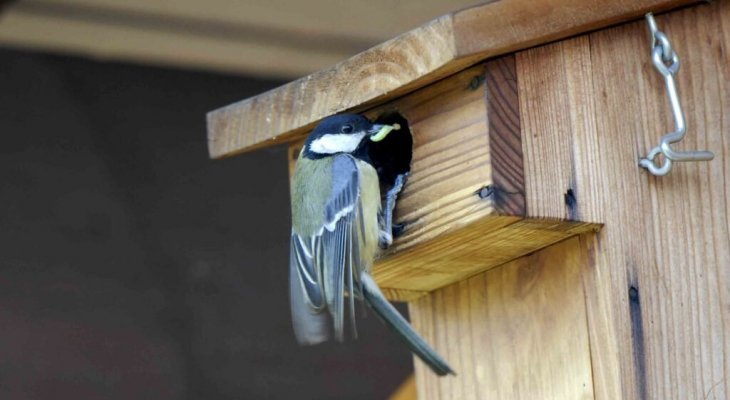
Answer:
xmin=485 ymin=56 xmax=524 ymax=216
xmin=409 ymin=237 xmax=595 ymax=400
xmin=519 ymin=3 xmax=730 ymax=399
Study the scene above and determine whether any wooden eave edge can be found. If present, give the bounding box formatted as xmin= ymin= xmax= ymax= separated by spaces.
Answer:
xmin=207 ymin=0 xmax=697 ymax=159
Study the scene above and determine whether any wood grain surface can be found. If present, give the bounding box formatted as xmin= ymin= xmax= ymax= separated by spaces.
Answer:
xmin=409 ymin=237 xmax=595 ymax=399
xmin=518 ymin=3 xmax=730 ymax=398
xmin=207 ymin=0 xmax=699 ymax=158
xmin=485 ymin=55 xmax=524 ymax=215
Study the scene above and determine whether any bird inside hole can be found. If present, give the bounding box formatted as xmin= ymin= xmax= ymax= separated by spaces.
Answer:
xmin=289 ymin=113 xmax=454 ymax=376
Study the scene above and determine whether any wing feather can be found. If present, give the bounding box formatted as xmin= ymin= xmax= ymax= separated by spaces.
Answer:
xmin=291 ymin=234 xmax=324 ymax=310
xmin=290 ymin=240 xmax=329 ymax=345
xmin=290 ymin=154 xmax=363 ymax=343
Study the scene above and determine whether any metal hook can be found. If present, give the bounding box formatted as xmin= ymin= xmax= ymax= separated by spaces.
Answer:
xmin=639 ymin=13 xmax=714 ymax=176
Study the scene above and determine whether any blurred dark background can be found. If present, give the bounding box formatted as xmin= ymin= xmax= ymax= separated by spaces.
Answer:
xmin=0 ymin=48 xmax=413 ymax=399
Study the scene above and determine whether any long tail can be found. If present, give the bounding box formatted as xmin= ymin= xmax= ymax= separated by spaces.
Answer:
xmin=360 ymin=273 xmax=454 ymax=376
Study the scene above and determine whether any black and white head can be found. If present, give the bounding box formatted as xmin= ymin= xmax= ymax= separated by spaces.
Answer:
xmin=302 ymin=114 xmax=394 ymax=159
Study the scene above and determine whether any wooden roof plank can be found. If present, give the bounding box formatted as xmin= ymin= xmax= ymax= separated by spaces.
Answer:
xmin=207 ymin=0 xmax=697 ymax=158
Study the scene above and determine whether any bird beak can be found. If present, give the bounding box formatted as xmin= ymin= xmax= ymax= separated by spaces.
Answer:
xmin=369 ymin=123 xmax=400 ymax=142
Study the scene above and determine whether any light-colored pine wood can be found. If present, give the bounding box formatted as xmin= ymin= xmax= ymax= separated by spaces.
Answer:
xmin=365 ymin=64 xmax=495 ymax=255
xmin=207 ymin=0 xmax=698 ymax=158
xmin=486 ymin=56 xmax=525 ymax=215
xmin=287 ymin=63 xmax=599 ymax=301
xmin=409 ymin=236 xmax=595 ymax=399
xmin=518 ymin=3 xmax=730 ymax=398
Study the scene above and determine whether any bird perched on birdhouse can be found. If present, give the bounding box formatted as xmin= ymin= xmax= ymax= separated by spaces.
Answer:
xmin=288 ymin=114 xmax=453 ymax=376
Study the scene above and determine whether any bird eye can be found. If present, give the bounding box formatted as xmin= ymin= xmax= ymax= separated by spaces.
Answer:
xmin=341 ymin=124 xmax=354 ymax=134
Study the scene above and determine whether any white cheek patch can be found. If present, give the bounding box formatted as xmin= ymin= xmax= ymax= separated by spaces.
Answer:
xmin=309 ymin=133 xmax=365 ymax=154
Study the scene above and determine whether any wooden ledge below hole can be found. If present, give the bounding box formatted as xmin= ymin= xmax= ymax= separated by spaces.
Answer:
xmin=373 ymin=216 xmax=601 ymax=301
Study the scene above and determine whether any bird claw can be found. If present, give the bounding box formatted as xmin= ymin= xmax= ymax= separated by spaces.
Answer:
xmin=379 ymin=172 xmax=409 ymax=249
xmin=378 ymin=232 xmax=393 ymax=249
xmin=389 ymin=173 xmax=409 ymax=196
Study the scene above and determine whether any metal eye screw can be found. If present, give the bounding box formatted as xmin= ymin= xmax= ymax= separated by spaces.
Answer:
xmin=638 ymin=13 xmax=714 ymax=176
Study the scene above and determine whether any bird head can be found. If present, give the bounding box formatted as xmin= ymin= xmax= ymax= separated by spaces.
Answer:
xmin=302 ymin=114 xmax=398 ymax=159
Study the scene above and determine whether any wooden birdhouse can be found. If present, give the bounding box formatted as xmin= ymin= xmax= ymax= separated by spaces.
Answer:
xmin=207 ymin=0 xmax=730 ymax=398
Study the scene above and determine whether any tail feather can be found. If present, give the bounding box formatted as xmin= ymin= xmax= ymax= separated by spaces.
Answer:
xmin=360 ymin=273 xmax=454 ymax=376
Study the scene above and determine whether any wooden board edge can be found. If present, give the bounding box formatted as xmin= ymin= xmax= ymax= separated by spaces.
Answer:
xmin=381 ymin=288 xmax=428 ymax=302
xmin=484 ymin=54 xmax=525 ymax=216
xmin=375 ymin=215 xmax=602 ymax=295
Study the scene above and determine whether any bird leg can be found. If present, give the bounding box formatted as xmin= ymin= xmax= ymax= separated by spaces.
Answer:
xmin=379 ymin=172 xmax=409 ymax=249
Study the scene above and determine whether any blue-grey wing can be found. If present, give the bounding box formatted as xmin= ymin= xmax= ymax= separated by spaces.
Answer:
xmin=290 ymin=155 xmax=365 ymax=344
xmin=290 ymin=238 xmax=328 ymax=345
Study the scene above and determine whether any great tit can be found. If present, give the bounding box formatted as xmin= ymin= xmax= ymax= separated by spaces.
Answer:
xmin=289 ymin=113 xmax=454 ymax=376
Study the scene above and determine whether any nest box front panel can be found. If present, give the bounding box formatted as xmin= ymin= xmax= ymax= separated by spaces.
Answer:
xmin=288 ymin=58 xmax=598 ymax=301
xmin=365 ymin=59 xmax=597 ymax=300
xmin=368 ymin=63 xmax=496 ymax=254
